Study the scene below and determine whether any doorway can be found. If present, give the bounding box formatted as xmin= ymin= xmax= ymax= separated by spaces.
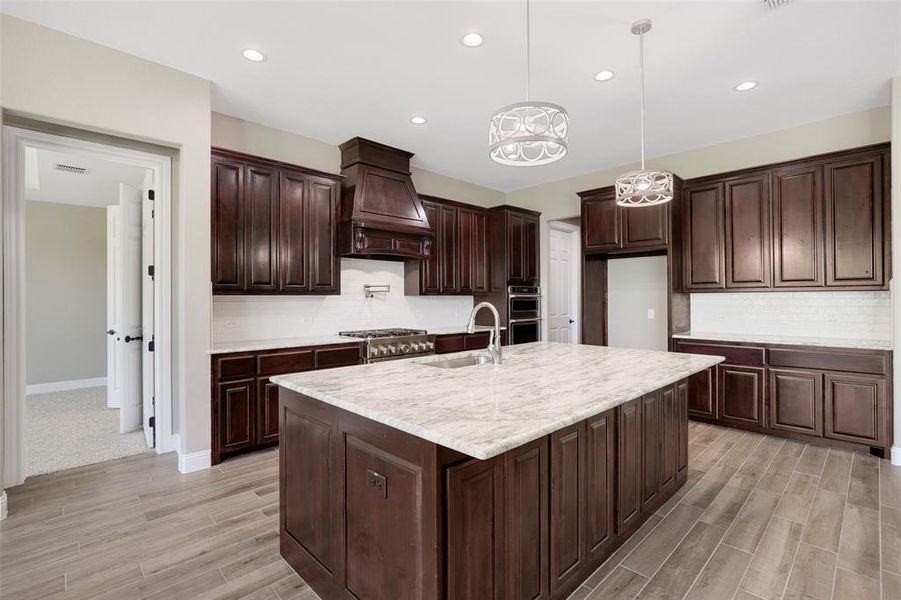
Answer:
xmin=547 ymin=219 xmax=581 ymax=343
xmin=607 ymin=255 xmax=668 ymax=351
xmin=3 ymin=126 xmax=173 ymax=486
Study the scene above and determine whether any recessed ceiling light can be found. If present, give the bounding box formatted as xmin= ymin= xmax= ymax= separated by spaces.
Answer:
xmin=241 ymin=48 xmax=266 ymax=62
xmin=462 ymin=32 xmax=484 ymax=47
xmin=410 ymin=115 xmax=427 ymax=125
xmin=594 ymin=70 xmax=615 ymax=82
xmin=734 ymin=80 xmax=758 ymax=92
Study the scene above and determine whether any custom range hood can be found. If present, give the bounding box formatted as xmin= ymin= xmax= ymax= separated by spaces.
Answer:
xmin=338 ymin=137 xmax=433 ymax=260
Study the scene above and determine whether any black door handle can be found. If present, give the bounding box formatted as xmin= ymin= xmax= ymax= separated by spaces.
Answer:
xmin=107 ymin=329 xmax=116 ymax=335
xmin=568 ymin=318 xmax=575 ymax=324
xmin=124 ymin=335 xmax=143 ymax=343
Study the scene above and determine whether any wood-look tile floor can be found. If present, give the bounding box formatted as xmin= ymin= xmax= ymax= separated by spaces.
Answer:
xmin=1 ymin=423 xmax=900 ymax=599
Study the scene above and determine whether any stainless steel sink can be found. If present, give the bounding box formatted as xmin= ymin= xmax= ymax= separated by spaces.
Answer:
xmin=420 ymin=354 xmax=496 ymax=369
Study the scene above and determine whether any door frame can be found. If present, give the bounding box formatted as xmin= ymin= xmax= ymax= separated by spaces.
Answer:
xmin=547 ymin=220 xmax=581 ymax=344
xmin=2 ymin=126 xmax=175 ymax=487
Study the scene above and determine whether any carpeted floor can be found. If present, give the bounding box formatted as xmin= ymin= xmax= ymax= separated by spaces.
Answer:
xmin=26 ymin=386 xmax=150 ymax=477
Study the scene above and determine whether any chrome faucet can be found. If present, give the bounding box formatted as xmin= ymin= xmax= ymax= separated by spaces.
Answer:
xmin=466 ymin=302 xmax=503 ymax=365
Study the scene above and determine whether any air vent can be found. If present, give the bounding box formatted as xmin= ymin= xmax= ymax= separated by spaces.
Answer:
xmin=54 ymin=163 xmax=88 ymax=175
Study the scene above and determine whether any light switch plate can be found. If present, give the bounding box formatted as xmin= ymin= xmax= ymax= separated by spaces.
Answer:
xmin=647 ymin=309 xmax=655 ymax=320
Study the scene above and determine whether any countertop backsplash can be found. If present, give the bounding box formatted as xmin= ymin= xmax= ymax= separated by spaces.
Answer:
xmin=689 ymin=291 xmax=891 ymax=342
xmin=212 ymin=258 xmax=475 ymax=342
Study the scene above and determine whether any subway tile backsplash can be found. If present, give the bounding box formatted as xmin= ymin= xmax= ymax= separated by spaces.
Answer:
xmin=689 ymin=291 xmax=892 ymax=341
xmin=212 ymin=258 xmax=475 ymax=342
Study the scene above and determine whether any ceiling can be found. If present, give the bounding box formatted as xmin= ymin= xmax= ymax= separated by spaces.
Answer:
xmin=3 ymin=1 xmax=899 ymax=192
xmin=25 ymin=146 xmax=149 ymax=207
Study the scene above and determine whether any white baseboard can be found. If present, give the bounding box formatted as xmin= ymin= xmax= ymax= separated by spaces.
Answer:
xmin=0 ymin=491 xmax=7 ymax=521
xmin=178 ymin=448 xmax=211 ymax=474
xmin=26 ymin=377 xmax=107 ymax=395
xmin=892 ymin=446 xmax=901 ymax=466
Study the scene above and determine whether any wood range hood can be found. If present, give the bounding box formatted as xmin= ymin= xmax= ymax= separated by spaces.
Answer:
xmin=338 ymin=137 xmax=433 ymax=260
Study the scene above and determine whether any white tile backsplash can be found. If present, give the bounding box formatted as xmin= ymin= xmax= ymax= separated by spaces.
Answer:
xmin=212 ymin=258 xmax=475 ymax=342
xmin=689 ymin=291 xmax=892 ymax=342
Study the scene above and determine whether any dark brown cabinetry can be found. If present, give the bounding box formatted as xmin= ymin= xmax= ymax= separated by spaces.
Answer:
xmin=211 ymin=342 xmax=362 ymax=464
xmin=433 ymin=330 xmax=503 ymax=354
xmin=212 ymin=149 xmax=341 ymax=295
xmin=673 ymin=338 xmax=892 ymax=454
xmin=488 ymin=206 xmax=541 ymax=286
xmin=580 ymin=187 xmax=668 ymax=254
xmin=682 ymin=144 xmax=890 ymax=292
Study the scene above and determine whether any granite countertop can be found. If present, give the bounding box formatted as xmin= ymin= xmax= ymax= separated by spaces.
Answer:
xmin=672 ymin=331 xmax=892 ymax=351
xmin=208 ymin=335 xmax=360 ymax=355
xmin=428 ymin=325 xmax=507 ymax=335
xmin=272 ymin=342 xmax=724 ymax=460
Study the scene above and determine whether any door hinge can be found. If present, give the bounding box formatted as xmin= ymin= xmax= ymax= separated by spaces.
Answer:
xmin=148 ymin=336 xmax=155 ymax=352
xmin=148 ymin=189 xmax=155 ymax=201
xmin=148 ymin=265 xmax=155 ymax=279
xmin=151 ymin=208 xmax=155 ymax=219
xmin=149 ymin=416 xmax=155 ymax=428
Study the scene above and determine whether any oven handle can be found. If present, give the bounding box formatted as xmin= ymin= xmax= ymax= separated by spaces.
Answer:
xmin=508 ymin=294 xmax=541 ymax=299
xmin=508 ymin=318 xmax=543 ymax=324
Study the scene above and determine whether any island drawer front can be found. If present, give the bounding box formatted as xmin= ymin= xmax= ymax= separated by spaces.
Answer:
xmin=216 ymin=355 xmax=257 ymax=380
xmin=257 ymin=350 xmax=315 ymax=377
xmin=673 ymin=341 xmax=764 ymax=366
xmin=767 ymin=348 xmax=888 ymax=375
xmin=435 ymin=334 xmax=465 ymax=354
xmin=464 ymin=332 xmax=492 ymax=350
xmin=314 ymin=345 xmax=363 ymax=369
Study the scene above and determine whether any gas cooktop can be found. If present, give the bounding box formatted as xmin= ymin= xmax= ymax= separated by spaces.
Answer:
xmin=339 ymin=328 xmax=426 ymax=339
xmin=339 ymin=328 xmax=435 ymax=362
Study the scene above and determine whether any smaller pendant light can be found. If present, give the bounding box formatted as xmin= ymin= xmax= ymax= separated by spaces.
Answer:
xmin=615 ymin=19 xmax=673 ymax=207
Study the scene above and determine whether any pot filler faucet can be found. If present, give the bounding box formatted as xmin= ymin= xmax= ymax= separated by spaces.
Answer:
xmin=466 ymin=302 xmax=503 ymax=365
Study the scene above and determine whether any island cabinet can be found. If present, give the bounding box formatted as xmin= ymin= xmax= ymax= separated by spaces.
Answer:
xmin=211 ymin=342 xmax=362 ymax=464
xmin=278 ymin=377 xmax=690 ymax=600
xmin=673 ymin=339 xmax=892 ymax=455
xmin=682 ymin=143 xmax=890 ymax=292
xmin=212 ymin=148 xmax=342 ymax=295
xmin=580 ymin=186 xmax=668 ymax=254
xmin=433 ymin=330 xmax=507 ymax=354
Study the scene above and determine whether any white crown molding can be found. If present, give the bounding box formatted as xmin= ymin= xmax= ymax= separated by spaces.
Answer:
xmin=25 ymin=377 xmax=107 ymax=395
xmin=178 ymin=448 xmax=211 ymax=474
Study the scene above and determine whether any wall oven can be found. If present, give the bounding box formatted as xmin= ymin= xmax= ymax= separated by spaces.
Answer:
xmin=508 ymin=285 xmax=541 ymax=321
xmin=508 ymin=319 xmax=541 ymax=345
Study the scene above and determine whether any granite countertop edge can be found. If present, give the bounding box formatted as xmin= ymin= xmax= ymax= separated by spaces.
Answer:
xmin=672 ymin=331 xmax=892 ymax=351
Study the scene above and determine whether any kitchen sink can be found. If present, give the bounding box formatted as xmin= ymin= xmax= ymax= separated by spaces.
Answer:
xmin=420 ymin=354 xmax=496 ymax=369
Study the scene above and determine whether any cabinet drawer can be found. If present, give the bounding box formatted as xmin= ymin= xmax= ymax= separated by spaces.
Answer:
xmin=257 ymin=350 xmax=314 ymax=377
xmin=767 ymin=348 xmax=887 ymax=376
xmin=216 ymin=355 xmax=256 ymax=380
xmin=673 ymin=341 xmax=764 ymax=366
xmin=315 ymin=344 xmax=362 ymax=369
xmin=435 ymin=335 xmax=465 ymax=354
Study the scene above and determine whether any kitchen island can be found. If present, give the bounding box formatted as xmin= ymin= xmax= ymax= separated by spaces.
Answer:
xmin=272 ymin=342 xmax=723 ymax=600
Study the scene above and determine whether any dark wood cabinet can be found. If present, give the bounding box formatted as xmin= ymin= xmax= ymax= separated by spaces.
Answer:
xmin=505 ymin=437 xmax=549 ymax=600
xmin=623 ymin=205 xmax=668 ymax=249
xmin=683 ymin=182 xmax=726 ymax=289
xmin=584 ymin=410 xmax=615 ymax=564
xmin=550 ymin=422 xmax=587 ymax=596
xmin=580 ymin=187 xmax=667 ymax=253
xmin=687 ymin=367 xmax=716 ymax=420
xmin=768 ymin=368 xmax=822 ymax=436
xmin=212 ymin=149 xmax=342 ymax=295
xmin=640 ymin=391 xmax=661 ymax=513
xmin=773 ymin=164 xmax=824 ymax=287
xmin=433 ymin=330 xmax=501 ymax=354
xmin=617 ymin=398 xmax=642 ymax=534
xmin=725 ymin=173 xmax=771 ymax=287
xmin=419 ymin=200 xmax=441 ymax=294
xmin=211 ymin=342 xmax=362 ymax=464
xmin=438 ymin=203 xmax=459 ymax=293
xmin=660 ymin=385 xmax=680 ymax=496
xmin=824 ymin=372 xmax=887 ymax=447
xmin=488 ymin=206 xmax=540 ymax=286
xmin=457 ymin=207 xmax=490 ymax=295
xmin=676 ymin=380 xmax=689 ymax=477
xmin=717 ymin=364 xmax=766 ymax=429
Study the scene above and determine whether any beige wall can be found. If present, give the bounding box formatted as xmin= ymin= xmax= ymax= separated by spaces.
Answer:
xmin=25 ymin=202 xmax=107 ymax=385
xmin=212 ymin=112 xmax=506 ymax=207
xmin=1 ymin=15 xmax=212 ymax=454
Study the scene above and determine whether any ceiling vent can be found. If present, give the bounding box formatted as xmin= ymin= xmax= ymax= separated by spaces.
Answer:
xmin=54 ymin=163 xmax=89 ymax=175
xmin=762 ymin=0 xmax=791 ymax=8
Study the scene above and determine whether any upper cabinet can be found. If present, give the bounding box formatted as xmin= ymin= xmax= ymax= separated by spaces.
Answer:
xmin=487 ymin=205 xmax=541 ymax=286
xmin=682 ymin=143 xmax=890 ymax=292
xmin=580 ymin=187 xmax=668 ymax=254
xmin=211 ymin=149 xmax=341 ymax=295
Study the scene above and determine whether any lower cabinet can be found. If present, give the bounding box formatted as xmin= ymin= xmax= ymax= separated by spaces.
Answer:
xmin=717 ymin=364 xmax=766 ymax=429
xmin=686 ymin=367 xmax=715 ymax=420
xmin=212 ymin=342 xmax=362 ymax=464
xmin=434 ymin=330 xmax=504 ymax=354
xmin=505 ymin=437 xmax=549 ymax=600
xmin=824 ymin=373 xmax=887 ymax=446
xmin=550 ymin=422 xmax=587 ymax=596
xmin=768 ymin=368 xmax=823 ymax=436
xmin=640 ymin=391 xmax=661 ymax=513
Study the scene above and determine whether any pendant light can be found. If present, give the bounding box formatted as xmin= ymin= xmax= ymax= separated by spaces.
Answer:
xmin=615 ymin=19 xmax=673 ymax=207
xmin=489 ymin=0 xmax=569 ymax=166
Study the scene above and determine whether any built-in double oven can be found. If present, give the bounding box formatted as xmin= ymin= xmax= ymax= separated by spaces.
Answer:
xmin=507 ymin=285 xmax=541 ymax=345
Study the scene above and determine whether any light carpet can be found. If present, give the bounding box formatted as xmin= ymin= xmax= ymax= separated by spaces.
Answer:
xmin=26 ymin=386 xmax=150 ymax=477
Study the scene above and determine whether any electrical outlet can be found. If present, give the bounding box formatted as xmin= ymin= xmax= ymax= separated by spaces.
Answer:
xmin=647 ymin=309 xmax=655 ymax=320
xmin=224 ymin=320 xmax=238 ymax=329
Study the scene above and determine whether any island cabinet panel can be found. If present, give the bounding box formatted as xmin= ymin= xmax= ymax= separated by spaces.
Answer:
xmin=660 ymin=385 xmax=680 ymax=496
xmin=724 ymin=173 xmax=771 ymax=288
xmin=617 ymin=398 xmax=643 ymax=534
xmin=584 ymin=410 xmax=616 ymax=564
xmin=640 ymin=391 xmax=662 ymax=513
xmin=772 ymin=165 xmax=824 ymax=287
xmin=676 ymin=380 xmax=690 ymax=476
xmin=768 ymin=368 xmax=823 ymax=436
xmin=716 ymin=364 xmax=766 ymax=429
xmin=549 ymin=422 xmax=587 ymax=596
xmin=505 ymin=438 xmax=549 ymax=600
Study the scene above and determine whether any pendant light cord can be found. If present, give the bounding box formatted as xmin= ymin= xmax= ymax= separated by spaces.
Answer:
xmin=525 ymin=0 xmax=531 ymax=102
xmin=639 ymin=28 xmax=646 ymax=169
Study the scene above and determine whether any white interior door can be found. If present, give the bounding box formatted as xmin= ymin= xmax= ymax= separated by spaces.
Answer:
xmin=141 ymin=174 xmax=155 ymax=447
xmin=118 ymin=183 xmax=143 ymax=434
xmin=106 ymin=206 xmax=122 ymax=409
xmin=548 ymin=228 xmax=575 ymax=343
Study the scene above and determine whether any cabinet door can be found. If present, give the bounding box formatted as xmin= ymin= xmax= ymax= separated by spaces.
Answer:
xmin=550 ymin=422 xmax=586 ymax=596
xmin=279 ymin=171 xmax=308 ymax=292
xmin=725 ymin=173 xmax=771 ymax=288
xmin=622 ymin=204 xmax=668 ymax=249
xmin=683 ymin=182 xmax=726 ymax=289
xmin=244 ymin=163 xmax=279 ymax=291
xmin=676 ymin=380 xmax=689 ymax=476
xmin=585 ymin=410 xmax=615 ymax=564
xmin=717 ymin=365 xmax=765 ymax=429
xmin=523 ymin=215 xmax=539 ymax=283
xmin=211 ymin=156 xmax=245 ymax=290
xmin=218 ymin=378 xmax=255 ymax=453
xmin=419 ymin=200 xmax=441 ymax=294
xmin=257 ymin=378 xmax=280 ymax=445
xmin=307 ymin=176 xmax=340 ymax=293
xmin=472 ymin=210 xmax=490 ymax=294
xmin=660 ymin=385 xmax=679 ymax=496
xmin=505 ymin=438 xmax=549 ymax=600
xmin=640 ymin=390 xmax=661 ymax=513
xmin=768 ymin=368 xmax=822 ymax=436
xmin=824 ymin=373 xmax=886 ymax=447
xmin=773 ymin=165 xmax=824 ymax=287
xmin=617 ymin=398 xmax=642 ymax=534
xmin=687 ymin=367 xmax=715 ymax=420
xmin=824 ymin=153 xmax=885 ymax=287
xmin=439 ymin=204 xmax=459 ymax=293
xmin=582 ymin=193 xmax=621 ymax=251
xmin=508 ymin=211 xmax=526 ymax=283
xmin=457 ymin=208 xmax=475 ymax=294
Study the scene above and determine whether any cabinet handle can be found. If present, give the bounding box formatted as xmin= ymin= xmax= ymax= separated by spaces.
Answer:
xmin=124 ymin=335 xmax=144 ymax=343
